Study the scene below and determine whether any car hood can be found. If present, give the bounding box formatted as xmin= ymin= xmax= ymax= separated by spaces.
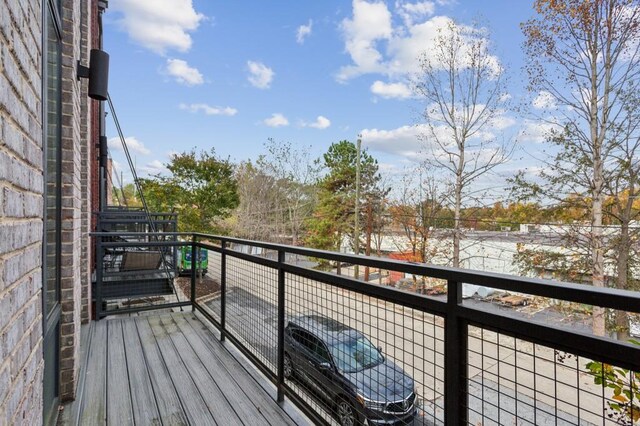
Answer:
xmin=343 ymin=359 xmax=414 ymax=402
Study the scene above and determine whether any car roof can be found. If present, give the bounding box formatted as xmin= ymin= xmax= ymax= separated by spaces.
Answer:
xmin=287 ymin=314 xmax=363 ymax=344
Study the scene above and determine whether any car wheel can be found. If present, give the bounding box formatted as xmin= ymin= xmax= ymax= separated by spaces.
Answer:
xmin=284 ymin=353 xmax=294 ymax=379
xmin=336 ymin=399 xmax=358 ymax=426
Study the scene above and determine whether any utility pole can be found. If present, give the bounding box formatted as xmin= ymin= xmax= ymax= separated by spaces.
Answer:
xmin=364 ymin=197 xmax=373 ymax=281
xmin=354 ymin=136 xmax=361 ymax=280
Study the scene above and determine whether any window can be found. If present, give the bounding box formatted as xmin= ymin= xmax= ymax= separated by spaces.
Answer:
xmin=329 ymin=337 xmax=384 ymax=373
xmin=43 ymin=2 xmax=63 ymax=423
xmin=44 ymin=0 xmax=62 ymax=320
xmin=291 ymin=330 xmax=332 ymax=363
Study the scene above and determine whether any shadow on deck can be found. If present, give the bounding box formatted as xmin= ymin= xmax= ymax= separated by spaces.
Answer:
xmin=59 ymin=311 xmax=309 ymax=425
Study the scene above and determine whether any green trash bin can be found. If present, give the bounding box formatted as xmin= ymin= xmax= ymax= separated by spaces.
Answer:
xmin=179 ymin=246 xmax=208 ymax=275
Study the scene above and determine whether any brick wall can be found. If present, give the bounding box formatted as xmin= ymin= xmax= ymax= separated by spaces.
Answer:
xmin=86 ymin=0 xmax=100 ymax=324
xmin=1 ymin=0 xmax=92 ymax=420
xmin=0 ymin=0 xmax=45 ymax=424
xmin=58 ymin=0 xmax=90 ymax=402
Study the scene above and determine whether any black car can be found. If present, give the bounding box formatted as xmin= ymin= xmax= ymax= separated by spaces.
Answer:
xmin=284 ymin=315 xmax=417 ymax=426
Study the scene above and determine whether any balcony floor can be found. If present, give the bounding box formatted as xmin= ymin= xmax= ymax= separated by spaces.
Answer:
xmin=60 ymin=311 xmax=304 ymax=426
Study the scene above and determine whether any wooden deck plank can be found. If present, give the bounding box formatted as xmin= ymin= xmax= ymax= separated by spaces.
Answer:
xmin=62 ymin=312 xmax=305 ymax=426
xmin=121 ymin=320 xmax=162 ymax=425
xmin=106 ymin=320 xmax=134 ymax=425
xmin=134 ymin=317 xmax=189 ymax=426
xmin=159 ymin=315 xmax=245 ymax=426
xmin=80 ymin=320 xmax=107 ymax=425
xmin=146 ymin=315 xmax=217 ymax=425
xmin=181 ymin=314 xmax=299 ymax=426
xmin=60 ymin=322 xmax=92 ymax=426
xmin=172 ymin=313 xmax=291 ymax=425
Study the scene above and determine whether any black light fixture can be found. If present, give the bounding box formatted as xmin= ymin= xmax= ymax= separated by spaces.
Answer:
xmin=77 ymin=48 xmax=110 ymax=101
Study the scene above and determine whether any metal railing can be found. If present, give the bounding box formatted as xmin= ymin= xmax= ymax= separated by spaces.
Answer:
xmin=93 ymin=232 xmax=640 ymax=425
xmin=93 ymin=232 xmax=184 ymax=318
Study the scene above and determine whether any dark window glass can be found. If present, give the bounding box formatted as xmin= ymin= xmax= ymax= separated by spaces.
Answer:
xmin=44 ymin=8 xmax=61 ymax=318
xmin=291 ymin=330 xmax=315 ymax=351
xmin=292 ymin=330 xmax=331 ymax=363
xmin=314 ymin=340 xmax=331 ymax=363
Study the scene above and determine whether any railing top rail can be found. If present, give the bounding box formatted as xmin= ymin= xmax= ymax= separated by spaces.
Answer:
xmin=95 ymin=213 xmax=179 ymax=218
xmin=91 ymin=232 xmax=189 ymax=237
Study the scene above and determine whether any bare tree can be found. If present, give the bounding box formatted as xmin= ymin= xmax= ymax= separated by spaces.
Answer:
xmin=414 ymin=19 xmax=513 ymax=268
xmin=233 ymin=161 xmax=282 ymax=241
xmin=258 ymin=139 xmax=318 ymax=245
xmin=520 ymin=0 xmax=640 ymax=336
xmin=390 ymin=171 xmax=448 ymax=264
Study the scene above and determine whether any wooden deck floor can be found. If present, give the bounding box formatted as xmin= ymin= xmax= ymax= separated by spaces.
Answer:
xmin=60 ymin=311 xmax=304 ymax=426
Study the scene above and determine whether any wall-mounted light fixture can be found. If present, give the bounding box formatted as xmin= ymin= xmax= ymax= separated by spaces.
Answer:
xmin=77 ymin=49 xmax=110 ymax=101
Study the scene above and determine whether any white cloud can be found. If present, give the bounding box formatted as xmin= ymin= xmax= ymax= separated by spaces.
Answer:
xmin=179 ymin=103 xmax=238 ymax=116
xmin=337 ymin=2 xmax=502 ymax=83
xmin=517 ymin=120 xmax=558 ymax=144
xmin=370 ymin=80 xmax=412 ymax=99
xmin=360 ymin=124 xmax=428 ymax=158
xmin=532 ymin=91 xmax=557 ymax=110
xmin=305 ymin=116 xmax=331 ymax=129
xmin=165 ymin=59 xmax=204 ymax=86
xmin=140 ymin=160 xmax=168 ymax=175
xmin=111 ymin=0 xmax=204 ymax=55
xmin=247 ymin=61 xmax=274 ymax=89
xmin=396 ymin=1 xmax=435 ymax=26
xmin=377 ymin=162 xmax=403 ymax=174
xmin=362 ymin=111 xmax=515 ymax=160
xmin=264 ymin=113 xmax=289 ymax=127
xmin=337 ymin=0 xmax=393 ymax=81
xmin=296 ymin=20 xmax=313 ymax=44
xmin=108 ymin=136 xmax=151 ymax=156
xmin=490 ymin=114 xmax=516 ymax=130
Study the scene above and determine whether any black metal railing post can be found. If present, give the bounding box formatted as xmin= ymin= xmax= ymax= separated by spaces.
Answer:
xmin=190 ymin=236 xmax=197 ymax=306
xmin=220 ymin=240 xmax=227 ymax=342
xmin=276 ymin=249 xmax=286 ymax=403
xmin=95 ymin=236 xmax=104 ymax=320
xmin=445 ymin=279 xmax=468 ymax=425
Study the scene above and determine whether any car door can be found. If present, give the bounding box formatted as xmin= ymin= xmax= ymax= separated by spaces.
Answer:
xmin=289 ymin=329 xmax=317 ymax=387
xmin=306 ymin=337 xmax=338 ymax=401
xmin=289 ymin=330 xmax=331 ymax=395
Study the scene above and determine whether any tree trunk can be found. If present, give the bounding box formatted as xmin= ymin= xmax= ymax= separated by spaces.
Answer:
xmin=591 ymin=144 xmax=606 ymax=336
xmin=615 ymin=220 xmax=630 ymax=340
xmin=589 ymin=29 xmax=606 ymax=336
xmin=591 ymin=206 xmax=605 ymax=336
xmin=453 ymin=149 xmax=464 ymax=268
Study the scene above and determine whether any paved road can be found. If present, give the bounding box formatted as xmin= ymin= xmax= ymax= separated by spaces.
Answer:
xmin=201 ymin=255 xmax=608 ymax=425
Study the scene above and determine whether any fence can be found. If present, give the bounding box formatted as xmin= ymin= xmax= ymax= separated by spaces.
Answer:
xmin=93 ymin=232 xmax=640 ymax=425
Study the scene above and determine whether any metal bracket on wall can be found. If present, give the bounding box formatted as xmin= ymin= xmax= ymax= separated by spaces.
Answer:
xmin=77 ymin=61 xmax=90 ymax=81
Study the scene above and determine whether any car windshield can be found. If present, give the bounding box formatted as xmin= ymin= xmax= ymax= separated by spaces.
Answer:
xmin=329 ymin=337 xmax=384 ymax=373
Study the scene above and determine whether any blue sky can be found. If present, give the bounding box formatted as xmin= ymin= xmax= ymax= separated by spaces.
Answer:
xmin=104 ymin=1 xmax=543 ymax=188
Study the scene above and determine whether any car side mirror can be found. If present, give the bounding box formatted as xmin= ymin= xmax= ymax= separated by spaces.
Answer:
xmin=318 ymin=362 xmax=332 ymax=371
xmin=378 ymin=346 xmax=383 ymax=353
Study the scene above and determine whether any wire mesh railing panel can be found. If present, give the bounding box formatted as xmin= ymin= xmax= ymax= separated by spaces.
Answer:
xmin=467 ymin=325 xmax=640 ymax=425
xmin=283 ymin=272 xmax=445 ymax=425
xmin=190 ymin=248 xmax=221 ymax=322
xmin=209 ymin=253 xmax=279 ymax=372
xmin=95 ymin=238 xmax=184 ymax=316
